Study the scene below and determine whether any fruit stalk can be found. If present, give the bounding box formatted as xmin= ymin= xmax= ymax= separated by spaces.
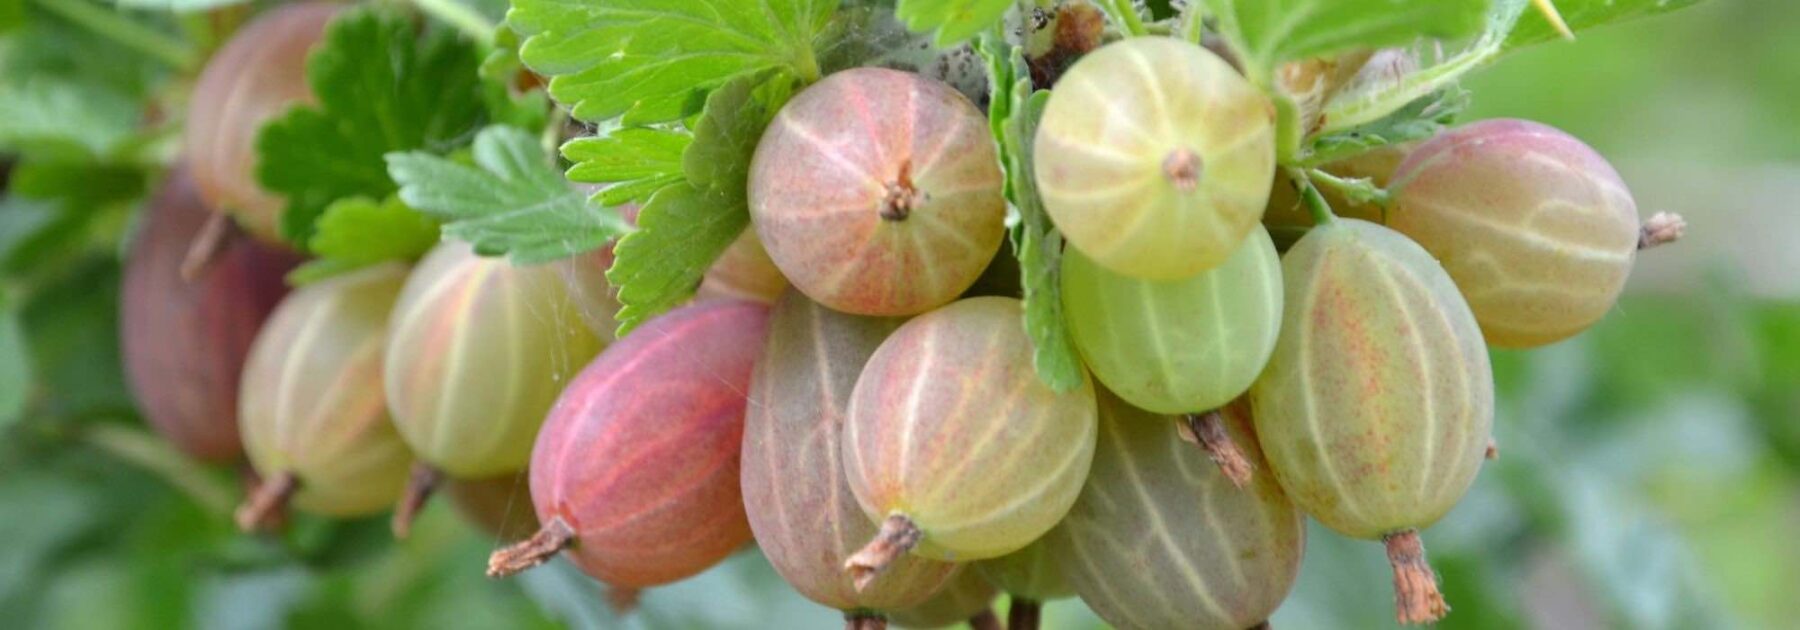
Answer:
xmin=845 ymin=515 xmax=923 ymax=591
xmin=235 ymin=471 xmax=297 ymax=532
xmin=487 ymin=516 xmax=577 ymax=578
xmin=1639 ymin=212 xmax=1688 ymax=250
xmin=1181 ymin=411 xmax=1253 ymax=488
xmin=1006 ymin=598 xmax=1042 ymax=630
xmin=844 ymin=613 xmax=887 ymax=630
xmin=1384 ymin=530 xmax=1449 ymax=625
xmin=178 ymin=212 xmax=232 ymax=281
xmin=391 ymin=463 xmax=445 ymax=538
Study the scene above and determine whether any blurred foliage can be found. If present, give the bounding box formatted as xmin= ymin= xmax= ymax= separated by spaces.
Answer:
xmin=2 ymin=1 xmax=1796 ymax=629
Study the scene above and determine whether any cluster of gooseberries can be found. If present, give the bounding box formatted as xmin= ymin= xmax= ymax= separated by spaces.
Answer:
xmin=121 ymin=2 xmax=1686 ymax=629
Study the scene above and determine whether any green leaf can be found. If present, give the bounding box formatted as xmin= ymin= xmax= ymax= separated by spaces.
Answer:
xmin=256 ymin=8 xmax=488 ymax=247
xmin=0 ymin=79 xmax=138 ymax=159
xmin=1304 ymin=86 xmax=1467 ymax=165
xmin=389 ymin=125 xmax=631 ymax=264
xmin=562 ymin=127 xmax=692 ymax=208
xmin=0 ymin=292 xmax=31 ymax=429
xmin=288 ymin=197 xmax=441 ymax=284
xmin=893 ymin=0 xmax=1011 ymax=46
xmin=1205 ymin=0 xmax=1490 ymax=80
xmin=507 ymin=0 xmax=838 ymax=125
xmin=604 ymin=73 xmax=791 ymax=335
xmin=605 ymin=183 xmax=745 ymax=335
xmin=1504 ymin=0 xmax=1706 ymax=50
xmin=979 ymin=34 xmax=1085 ymax=392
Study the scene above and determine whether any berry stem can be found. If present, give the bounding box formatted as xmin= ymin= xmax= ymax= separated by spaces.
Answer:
xmin=605 ymin=585 xmax=641 ymax=613
xmin=487 ymin=515 xmax=577 ymax=578
xmin=878 ymin=161 xmax=925 ymax=222
xmin=391 ymin=462 xmax=445 ymax=539
xmin=1306 ymin=168 xmax=1392 ymax=209
xmin=179 ymin=212 xmax=234 ymax=282
xmin=235 ymin=471 xmax=298 ymax=532
xmin=844 ymin=514 xmax=924 ymax=591
xmin=1286 ymin=168 xmax=1336 ymax=226
xmin=1384 ymin=529 xmax=1449 ymax=625
xmin=1181 ymin=411 xmax=1254 ymax=489
xmin=1638 ymin=212 xmax=1687 ymax=250
xmin=968 ymin=608 xmax=1002 ymax=630
xmin=844 ymin=613 xmax=887 ymax=630
xmin=1007 ymin=597 xmax=1042 ymax=630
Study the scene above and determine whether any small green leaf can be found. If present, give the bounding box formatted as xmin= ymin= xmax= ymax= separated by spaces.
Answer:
xmin=1205 ymin=0 xmax=1490 ymax=81
xmin=562 ymin=128 xmax=692 ymax=208
xmin=979 ymin=34 xmax=1085 ymax=392
xmin=0 ymin=292 xmax=31 ymax=429
xmin=894 ymin=0 xmax=1012 ymax=47
xmin=256 ymin=8 xmax=488 ymax=247
xmin=507 ymin=0 xmax=838 ymax=125
xmin=604 ymin=73 xmax=792 ymax=335
xmin=1305 ymin=87 xmax=1467 ymax=165
xmin=288 ymin=196 xmax=441 ymax=284
xmin=1504 ymin=0 xmax=1706 ymax=50
xmin=389 ymin=126 xmax=630 ymax=264
xmin=683 ymin=73 xmax=796 ymax=193
xmin=0 ymin=79 xmax=138 ymax=159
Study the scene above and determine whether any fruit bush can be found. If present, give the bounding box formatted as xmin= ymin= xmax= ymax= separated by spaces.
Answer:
xmin=10 ymin=0 xmax=1800 ymax=628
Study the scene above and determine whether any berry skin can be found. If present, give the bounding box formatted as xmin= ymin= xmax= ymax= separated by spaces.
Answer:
xmin=750 ymin=67 xmax=1006 ymax=316
xmin=381 ymin=242 xmax=604 ymax=536
xmin=1036 ymin=37 xmax=1275 ymax=279
xmin=1047 ymin=393 xmax=1303 ymax=630
xmin=1388 ymin=119 xmax=1640 ymax=348
xmin=843 ymin=297 xmax=1097 ymax=582
xmin=886 ymin=569 xmax=1000 ymax=630
xmin=237 ymin=264 xmax=413 ymax=528
xmin=1060 ymin=225 xmax=1283 ymax=416
xmin=742 ymin=290 xmax=955 ymax=612
xmin=185 ymin=2 xmax=339 ymax=245
xmin=121 ymin=170 xmax=298 ymax=462
xmin=384 ymin=242 xmax=603 ymax=478
xmin=1250 ymin=219 xmax=1493 ymax=624
xmin=488 ymin=300 xmax=769 ymax=588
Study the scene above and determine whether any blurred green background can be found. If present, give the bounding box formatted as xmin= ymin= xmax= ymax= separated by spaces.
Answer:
xmin=2 ymin=1 xmax=1796 ymax=629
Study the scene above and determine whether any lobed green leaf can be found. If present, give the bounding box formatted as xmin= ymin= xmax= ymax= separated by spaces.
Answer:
xmin=1503 ymin=0 xmax=1707 ymax=50
xmin=565 ymin=125 xmax=691 ymax=207
xmin=604 ymin=73 xmax=793 ymax=335
xmin=978 ymin=33 xmax=1085 ymax=393
xmin=1204 ymin=0 xmax=1490 ymax=81
xmin=288 ymin=196 xmax=441 ymax=284
xmin=389 ymin=125 xmax=630 ymax=264
xmin=507 ymin=0 xmax=838 ymax=125
xmin=1305 ymin=86 xmax=1467 ymax=166
xmin=255 ymin=8 xmax=489 ymax=247
xmin=562 ymin=127 xmax=691 ymax=207
xmin=893 ymin=0 xmax=1011 ymax=47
